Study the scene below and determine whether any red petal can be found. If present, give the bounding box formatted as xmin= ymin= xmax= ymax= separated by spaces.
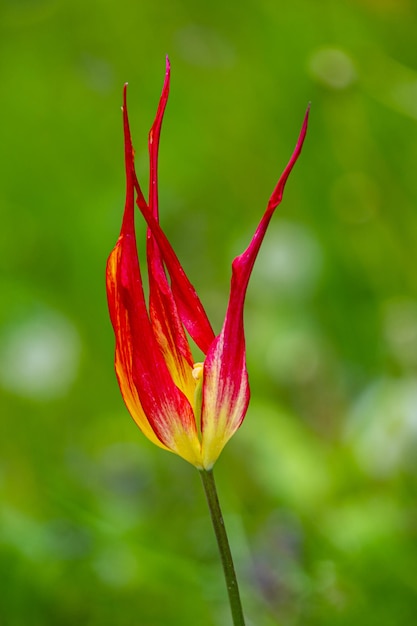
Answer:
xmin=124 ymin=58 xmax=214 ymax=354
xmin=145 ymin=58 xmax=196 ymax=388
xmin=105 ymin=91 xmax=201 ymax=463
xmin=138 ymin=199 xmax=216 ymax=355
xmin=148 ymin=55 xmax=170 ymax=221
xmin=200 ymin=107 xmax=310 ymax=468
xmin=148 ymin=235 xmax=197 ymax=403
xmin=107 ymin=231 xmax=199 ymax=452
xmin=123 ymin=66 xmax=216 ymax=355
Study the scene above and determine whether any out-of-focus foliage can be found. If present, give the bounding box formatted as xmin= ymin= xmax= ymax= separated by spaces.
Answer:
xmin=1 ymin=0 xmax=416 ymax=624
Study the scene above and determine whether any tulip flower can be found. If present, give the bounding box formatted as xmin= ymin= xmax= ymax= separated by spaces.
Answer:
xmin=106 ymin=58 xmax=309 ymax=471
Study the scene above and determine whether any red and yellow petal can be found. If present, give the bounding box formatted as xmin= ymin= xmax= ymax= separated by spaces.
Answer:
xmin=200 ymin=107 xmax=310 ymax=469
xmin=141 ymin=61 xmax=198 ymax=404
xmin=106 ymin=244 xmax=168 ymax=450
xmin=106 ymin=90 xmax=203 ymax=466
xmin=147 ymin=237 xmax=196 ymax=403
xmin=106 ymin=223 xmax=203 ymax=466
xmin=200 ymin=332 xmax=249 ymax=469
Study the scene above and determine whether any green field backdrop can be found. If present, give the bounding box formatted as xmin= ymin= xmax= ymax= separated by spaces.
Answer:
xmin=1 ymin=0 xmax=416 ymax=624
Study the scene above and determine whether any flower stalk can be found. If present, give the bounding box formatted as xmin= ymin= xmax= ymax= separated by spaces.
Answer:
xmin=200 ymin=469 xmax=245 ymax=626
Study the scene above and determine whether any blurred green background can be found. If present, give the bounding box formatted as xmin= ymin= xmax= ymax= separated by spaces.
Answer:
xmin=1 ymin=0 xmax=417 ymax=624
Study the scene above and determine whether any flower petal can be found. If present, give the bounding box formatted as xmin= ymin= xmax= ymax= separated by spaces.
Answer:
xmin=148 ymin=235 xmax=197 ymax=406
xmin=105 ymin=92 xmax=203 ymax=466
xmin=140 ymin=201 xmax=216 ymax=355
xmin=124 ymin=65 xmax=216 ymax=356
xmin=107 ymin=243 xmax=167 ymax=451
xmin=148 ymin=55 xmax=170 ymax=222
xmin=200 ymin=107 xmax=310 ymax=468
xmin=142 ymin=58 xmax=197 ymax=403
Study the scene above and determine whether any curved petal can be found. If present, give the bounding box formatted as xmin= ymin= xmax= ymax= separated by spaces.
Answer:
xmin=139 ymin=199 xmax=216 ymax=355
xmin=148 ymin=235 xmax=197 ymax=406
xmin=144 ymin=58 xmax=197 ymax=402
xmin=124 ymin=71 xmax=216 ymax=356
xmin=105 ymin=89 xmax=203 ymax=466
xmin=106 ymin=244 xmax=168 ymax=450
xmin=148 ymin=55 xmax=170 ymax=222
xmin=200 ymin=107 xmax=310 ymax=468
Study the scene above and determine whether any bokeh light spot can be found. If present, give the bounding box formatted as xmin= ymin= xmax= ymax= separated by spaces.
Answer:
xmin=346 ymin=377 xmax=417 ymax=477
xmin=174 ymin=24 xmax=235 ymax=68
xmin=0 ymin=308 xmax=81 ymax=400
xmin=250 ymin=221 xmax=323 ymax=301
xmin=382 ymin=298 xmax=417 ymax=368
xmin=308 ymin=48 xmax=356 ymax=90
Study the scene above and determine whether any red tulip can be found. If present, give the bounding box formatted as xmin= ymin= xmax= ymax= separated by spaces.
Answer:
xmin=106 ymin=58 xmax=309 ymax=469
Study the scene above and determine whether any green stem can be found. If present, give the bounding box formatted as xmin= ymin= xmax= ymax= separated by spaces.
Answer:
xmin=199 ymin=469 xmax=246 ymax=626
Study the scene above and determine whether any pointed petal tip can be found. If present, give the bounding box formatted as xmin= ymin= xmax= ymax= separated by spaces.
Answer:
xmin=267 ymin=104 xmax=310 ymax=211
xmin=298 ymin=103 xmax=310 ymax=145
xmin=165 ymin=56 xmax=171 ymax=77
xmin=123 ymin=83 xmax=128 ymax=109
xmin=302 ymin=102 xmax=311 ymax=132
